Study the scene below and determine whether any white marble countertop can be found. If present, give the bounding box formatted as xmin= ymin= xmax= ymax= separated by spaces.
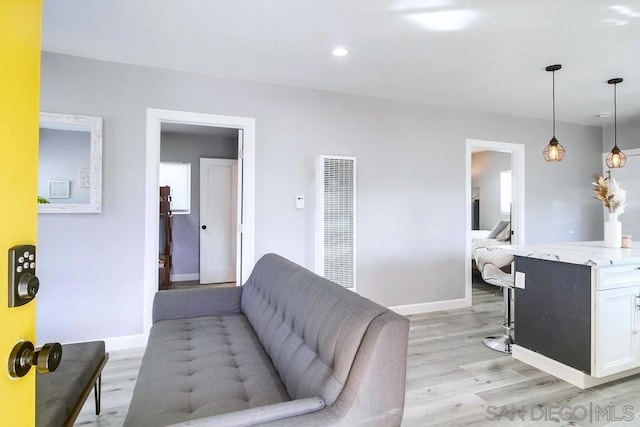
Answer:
xmin=499 ymin=241 xmax=640 ymax=267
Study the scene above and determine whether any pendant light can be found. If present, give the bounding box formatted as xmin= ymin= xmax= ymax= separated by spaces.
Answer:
xmin=543 ymin=64 xmax=566 ymax=162
xmin=605 ymin=78 xmax=626 ymax=169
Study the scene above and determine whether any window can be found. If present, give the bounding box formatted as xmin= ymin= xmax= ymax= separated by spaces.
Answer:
xmin=500 ymin=170 xmax=512 ymax=215
xmin=159 ymin=162 xmax=191 ymax=214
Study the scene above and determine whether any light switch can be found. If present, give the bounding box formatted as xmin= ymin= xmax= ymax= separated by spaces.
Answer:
xmin=515 ymin=272 xmax=525 ymax=289
xmin=296 ymin=195 xmax=304 ymax=209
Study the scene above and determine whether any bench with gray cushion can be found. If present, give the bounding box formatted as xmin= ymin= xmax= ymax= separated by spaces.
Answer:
xmin=124 ymin=253 xmax=409 ymax=426
xmin=37 ymin=341 xmax=108 ymax=427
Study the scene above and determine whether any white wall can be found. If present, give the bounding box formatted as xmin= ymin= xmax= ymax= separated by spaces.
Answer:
xmin=471 ymin=151 xmax=511 ymax=230
xmin=37 ymin=52 xmax=604 ymax=348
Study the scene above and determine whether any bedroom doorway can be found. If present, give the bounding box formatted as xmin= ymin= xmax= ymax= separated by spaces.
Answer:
xmin=464 ymin=139 xmax=525 ymax=304
xmin=144 ymin=109 xmax=255 ymax=336
xmin=158 ymin=124 xmax=241 ymax=289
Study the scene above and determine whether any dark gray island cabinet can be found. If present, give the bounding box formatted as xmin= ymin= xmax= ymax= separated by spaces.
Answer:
xmin=502 ymin=241 xmax=640 ymax=389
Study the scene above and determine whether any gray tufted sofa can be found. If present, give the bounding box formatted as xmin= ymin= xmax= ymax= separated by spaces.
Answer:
xmin=124 ymin=253 xmax=409 ymax=426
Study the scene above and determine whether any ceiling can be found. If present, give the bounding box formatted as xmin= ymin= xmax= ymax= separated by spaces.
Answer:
xmin=42 ymin=0 xmax=640 ymax=127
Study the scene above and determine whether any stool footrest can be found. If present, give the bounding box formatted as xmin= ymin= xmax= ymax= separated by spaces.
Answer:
xmin=483 ymin=335 xmax=513 ymax=353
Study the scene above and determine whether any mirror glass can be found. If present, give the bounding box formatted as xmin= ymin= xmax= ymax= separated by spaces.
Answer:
xmin=38 ymin=112 xmax=102 ymax=213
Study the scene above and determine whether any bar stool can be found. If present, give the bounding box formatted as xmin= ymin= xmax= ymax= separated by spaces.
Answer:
xmin=475 ymin=248 xmax=515 ymax=353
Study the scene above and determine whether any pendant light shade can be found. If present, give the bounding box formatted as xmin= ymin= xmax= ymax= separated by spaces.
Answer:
xmin=605 ymin=78 xmax=626 ymax=169
xmin=543 ymin=136 xmax=565 ymax=162
xmin=543 ymin=64 xmax=565 ymax=162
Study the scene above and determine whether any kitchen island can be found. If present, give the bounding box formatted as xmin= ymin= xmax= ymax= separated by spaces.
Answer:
xmin=500 ymin=241 xmax=640 ymax=389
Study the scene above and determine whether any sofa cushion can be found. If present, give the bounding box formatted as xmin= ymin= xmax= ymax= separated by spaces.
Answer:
xmin=241 ymin=254 xmax=387 ymax=406
xmin=124 ymin=314 xmax=290 ymax=427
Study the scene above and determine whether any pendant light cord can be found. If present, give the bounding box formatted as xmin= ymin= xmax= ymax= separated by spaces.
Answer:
xmin=613 ymin=82 xmax=617 ymax=148
xmin=552 ymin=70 xmax=556 ymax=138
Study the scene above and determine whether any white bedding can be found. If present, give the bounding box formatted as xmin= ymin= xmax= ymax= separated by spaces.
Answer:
xmin=471 ymin=230 xmax=507 ymax=261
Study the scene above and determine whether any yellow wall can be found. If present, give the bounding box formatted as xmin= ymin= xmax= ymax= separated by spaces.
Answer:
xmin=0 ymin=1 xmax=42 ymax=425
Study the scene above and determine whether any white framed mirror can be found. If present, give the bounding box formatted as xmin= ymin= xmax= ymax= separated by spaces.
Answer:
xmin=38 ymin=112 xmax=103 ymax=213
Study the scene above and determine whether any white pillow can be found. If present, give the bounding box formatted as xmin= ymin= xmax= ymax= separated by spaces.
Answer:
xmin=487 ymin=221 xmax=509 ymax=239
xmin=496 ymin=223 xmax=511 ymax=241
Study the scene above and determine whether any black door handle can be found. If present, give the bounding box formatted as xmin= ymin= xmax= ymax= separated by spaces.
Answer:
xmin=201 ymin=225 xmax=207 ymax=230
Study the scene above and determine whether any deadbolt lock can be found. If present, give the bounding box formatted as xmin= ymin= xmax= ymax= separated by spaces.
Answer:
xmin=8 ymin=341 xmax=62 ymax=378
xmin=8 ymin=245 xmax=40 ymax=307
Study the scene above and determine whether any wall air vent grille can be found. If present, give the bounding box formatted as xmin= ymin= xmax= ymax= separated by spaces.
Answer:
xmin=316 ymin=156 xmax=356 ymax=290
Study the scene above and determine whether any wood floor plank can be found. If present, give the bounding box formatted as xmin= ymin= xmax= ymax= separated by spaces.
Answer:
xmin=71 ymin=282 xmax=640 ymax=426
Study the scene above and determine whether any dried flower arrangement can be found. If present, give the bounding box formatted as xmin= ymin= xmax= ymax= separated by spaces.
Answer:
xmin=592 ymin=174 xmax=627 ymax=215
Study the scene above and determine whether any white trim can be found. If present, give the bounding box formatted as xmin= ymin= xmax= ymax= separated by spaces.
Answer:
xmin=103 ymin=334 xmax=147 ymax=352
xmin=513 ymin=344 xmax=640 ymax=389
xmin=64 ymin=334 xmax=148 ymax=352
xmin=171 ymin=273 xmax=199 ymax=282
xmin=315 ymin=157 xmax=325 ymax=276
xmin=465 ymin=139 xmax=525 ymax=304
xmin=63 ymin=334 xmax=146 ymax=352
xmin=389 ymin=297 xmax=470 ymax=316
xmin=144 ymin=108 xmax=256 ymax=341
xmin=236 ymin=130 xmax=245 ymax=283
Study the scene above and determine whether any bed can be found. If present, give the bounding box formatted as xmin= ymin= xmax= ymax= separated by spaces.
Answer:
xmin=471 ymin=221 xmax=511 ymax=274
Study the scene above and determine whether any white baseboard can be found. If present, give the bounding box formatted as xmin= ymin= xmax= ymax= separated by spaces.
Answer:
xmin=389 ymin=297 xmax=471 ymax=316
xmin=103 ymin=334 xmax=148 ymax=352
xmin=62 ymin=333 xmax=147 ymax=352
xmin=171 ymin=273 xmax=199 ymax=282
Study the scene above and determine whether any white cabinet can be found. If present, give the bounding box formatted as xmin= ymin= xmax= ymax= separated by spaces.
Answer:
xmin=595 ymin=265 xmax=640 ymax=377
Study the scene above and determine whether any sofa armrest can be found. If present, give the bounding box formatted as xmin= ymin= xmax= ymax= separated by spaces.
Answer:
xmin=166 ymin=398 xmax=325 ymax=427
xmin=152 ymin=287 xmax=243 ymax=323
xmin=259 ymin=311 xmax=410 ymax=427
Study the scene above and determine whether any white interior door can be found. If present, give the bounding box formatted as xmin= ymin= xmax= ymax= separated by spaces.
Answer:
xmin=200 ymin=158 xmax=238 ymax=284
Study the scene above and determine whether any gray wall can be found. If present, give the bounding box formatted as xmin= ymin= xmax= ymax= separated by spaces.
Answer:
xmin=160 ymin=131 xmax=237 ymax=276
xmin=602 ymin=119 xmax=640 ymax=152
xmin=37 ymin=52 xmax=604 ymax=345
xmin=38 ymin=128 xmax=91 ymax=203
xmin=471 ymin=151 xmax=511 ymax=230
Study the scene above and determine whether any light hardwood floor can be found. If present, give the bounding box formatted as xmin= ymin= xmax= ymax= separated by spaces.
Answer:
xmin=74 ymin=280 xmax=640 ymax=426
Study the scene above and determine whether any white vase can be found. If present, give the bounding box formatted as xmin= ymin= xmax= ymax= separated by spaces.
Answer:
xmin=604 ymin=212 xmax=622 ymax=248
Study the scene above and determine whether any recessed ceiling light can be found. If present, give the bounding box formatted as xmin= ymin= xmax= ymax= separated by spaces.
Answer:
xmin=332 ymin=47 xmax=349 ymax=57
xmin=406 ymin=9 xmax=478 ymax=31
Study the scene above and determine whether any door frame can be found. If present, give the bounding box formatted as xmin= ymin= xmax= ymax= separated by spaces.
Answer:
xmin=465 ymin=138 xmax=525 ymax=304
xmin=144 ymin=108 xmax=255 ymax=336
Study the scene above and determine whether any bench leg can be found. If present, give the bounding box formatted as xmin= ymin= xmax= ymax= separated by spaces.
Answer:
xmin=94 ymin=374 xmax=102 ymax=415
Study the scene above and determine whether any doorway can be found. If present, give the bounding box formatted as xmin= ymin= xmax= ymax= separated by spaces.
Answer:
xmin=465 ymin=139 xmax=525 ymax=305
xmin=159 ymin=125 xmax=241 ymax=288
xmin=144 ymin=109 xmax=255 ymax=336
